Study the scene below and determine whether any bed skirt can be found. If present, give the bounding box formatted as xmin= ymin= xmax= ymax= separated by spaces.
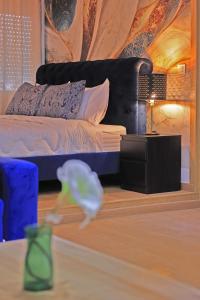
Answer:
xmin=18 ymin=152 xmax=120 ymax=181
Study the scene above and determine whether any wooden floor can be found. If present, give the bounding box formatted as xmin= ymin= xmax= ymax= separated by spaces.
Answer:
xmin=53 ymin=208 xmax=200 ymax=289
xmin=39 ymin=184 xmax=200 ymax=290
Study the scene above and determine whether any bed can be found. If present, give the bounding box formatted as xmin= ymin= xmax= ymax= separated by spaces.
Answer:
xmin=1 ymin=57 xmax=152 ymax=180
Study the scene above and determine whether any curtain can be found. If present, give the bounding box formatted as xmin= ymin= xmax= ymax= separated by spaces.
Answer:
xmin=0 ymin=0 xmax=42 ymax=114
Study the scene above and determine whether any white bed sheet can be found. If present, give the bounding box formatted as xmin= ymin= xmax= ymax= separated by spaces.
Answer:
xmin=0 ymin=115 xmax=126 ymax=157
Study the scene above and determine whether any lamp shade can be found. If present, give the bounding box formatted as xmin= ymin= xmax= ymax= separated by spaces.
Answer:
xmin=138 ymin=73 xmax=167 ymax=101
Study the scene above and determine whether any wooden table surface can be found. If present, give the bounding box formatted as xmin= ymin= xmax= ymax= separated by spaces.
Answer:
xmin=0 ymin=236 xmax=200 ymax=300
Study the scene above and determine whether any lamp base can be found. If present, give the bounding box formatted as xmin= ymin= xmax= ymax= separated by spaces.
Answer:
xmin=145 ymin=131 xmax=159 ymax=136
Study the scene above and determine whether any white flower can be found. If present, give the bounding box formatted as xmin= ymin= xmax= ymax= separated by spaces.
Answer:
xmin=57 ymin=160 xmax=103 ymax=227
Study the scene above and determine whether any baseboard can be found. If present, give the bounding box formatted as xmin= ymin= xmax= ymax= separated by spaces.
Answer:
xmin=38 ymin=190 xmax=199 ymax=225
xmin=181 ymin=183 xmax=194 ymax=191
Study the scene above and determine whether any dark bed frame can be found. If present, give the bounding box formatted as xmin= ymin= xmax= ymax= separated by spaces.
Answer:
xmin=20 ymin=57 xmax=152 ymax=181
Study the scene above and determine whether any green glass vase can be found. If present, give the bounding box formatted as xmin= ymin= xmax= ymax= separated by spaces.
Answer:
xmin=24 ymin=224 xmax=53 ymax=291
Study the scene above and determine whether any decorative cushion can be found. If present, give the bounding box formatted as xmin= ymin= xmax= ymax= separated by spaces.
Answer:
xmin=36 ymin=80 xmax=86 ymax=119
xmin=76 ymin=79 xmax=110 ymax=125
xmin=6 ymin=82 xmax=47 ymax=116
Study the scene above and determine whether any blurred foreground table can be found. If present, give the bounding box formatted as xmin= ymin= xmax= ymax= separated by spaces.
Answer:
xmin=0 ymin=236 xmax=199 ymax=300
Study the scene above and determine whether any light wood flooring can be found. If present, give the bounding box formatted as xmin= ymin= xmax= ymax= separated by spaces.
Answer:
xmin=53 ymin=208 xmax=200 ymax=290
xmin=38 ymin=184 xmax=200 ymax=289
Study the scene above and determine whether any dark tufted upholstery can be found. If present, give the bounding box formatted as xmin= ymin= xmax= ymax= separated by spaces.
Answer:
xmin=36 ymin=58 xmax=153 ymax=133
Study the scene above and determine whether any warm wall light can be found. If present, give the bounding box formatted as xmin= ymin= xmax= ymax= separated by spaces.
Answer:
xmin=167 ymin=63 xmax=191 ymax=101
xmin=169 ymin=64 xmax=186 ymax=74
xmin=160 ymin=103 xmax=184 ymax=118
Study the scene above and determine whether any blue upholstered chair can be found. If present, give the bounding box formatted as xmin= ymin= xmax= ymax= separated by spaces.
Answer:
xmin=0 ymin=158 xmax=38 ymax=241
xmin=0 ymin=199 xmax=4 ymax=242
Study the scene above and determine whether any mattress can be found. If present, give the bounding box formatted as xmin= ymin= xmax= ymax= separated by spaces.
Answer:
xmin=0 ymin=115 xmax=126 ymax=157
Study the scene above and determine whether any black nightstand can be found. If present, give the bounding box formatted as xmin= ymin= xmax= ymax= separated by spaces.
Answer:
xmin=120 ymin=134 xmax=181 ymax=194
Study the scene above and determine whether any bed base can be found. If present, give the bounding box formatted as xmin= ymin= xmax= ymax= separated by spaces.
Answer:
xmin=19 ymin=152 xmax=120 ymax=181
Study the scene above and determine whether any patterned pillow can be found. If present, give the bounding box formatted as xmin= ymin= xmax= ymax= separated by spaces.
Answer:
xmin=36 ymin=81 xmax=86 ymax=119
xmin=6 ymin=82 xmax=47 ymax=116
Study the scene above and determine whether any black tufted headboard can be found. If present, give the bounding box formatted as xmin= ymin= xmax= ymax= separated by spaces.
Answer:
xmin=36 ymin=57 xmax=153 ymax=133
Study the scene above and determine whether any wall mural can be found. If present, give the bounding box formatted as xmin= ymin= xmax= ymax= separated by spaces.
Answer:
xmin=45 ymin=0 xmax=191 ymax=71
xmin=45 ymin=0 xmax=192 ymax=183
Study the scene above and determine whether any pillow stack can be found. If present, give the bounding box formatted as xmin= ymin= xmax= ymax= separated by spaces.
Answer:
xmin=6 ymin=79 xmax=110 ymax=125
xmin=36 ymin=81 xmax=86 ymax=119
xmin=77 ymin=79 xmax=109 ymax=125
xmin=6 ymin=82 xmax=47 ymax=116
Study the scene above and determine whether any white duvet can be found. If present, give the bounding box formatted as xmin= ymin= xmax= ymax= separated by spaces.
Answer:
xmin=0 ymin=115 xmax=126 ymax=157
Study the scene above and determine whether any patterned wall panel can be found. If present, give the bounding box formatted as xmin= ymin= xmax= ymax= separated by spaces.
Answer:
xmin=45 ymin=0 xmax=191 ymax=70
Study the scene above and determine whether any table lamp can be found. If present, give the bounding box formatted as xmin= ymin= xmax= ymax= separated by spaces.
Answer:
xmin=138 ymin=73 xmax=167 ymax=135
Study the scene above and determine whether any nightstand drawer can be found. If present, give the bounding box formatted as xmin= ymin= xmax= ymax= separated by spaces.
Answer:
xmin=120 ymin=159 xmax=146 ymax=188
xmin=120 ymin=140 xmax=147 ymax=161
xmin=120 ymin=134 xmax=181 ymax=193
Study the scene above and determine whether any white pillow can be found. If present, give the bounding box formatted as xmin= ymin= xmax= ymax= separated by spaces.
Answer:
xmin=77 ymin=79 xmax=110 ymax=125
